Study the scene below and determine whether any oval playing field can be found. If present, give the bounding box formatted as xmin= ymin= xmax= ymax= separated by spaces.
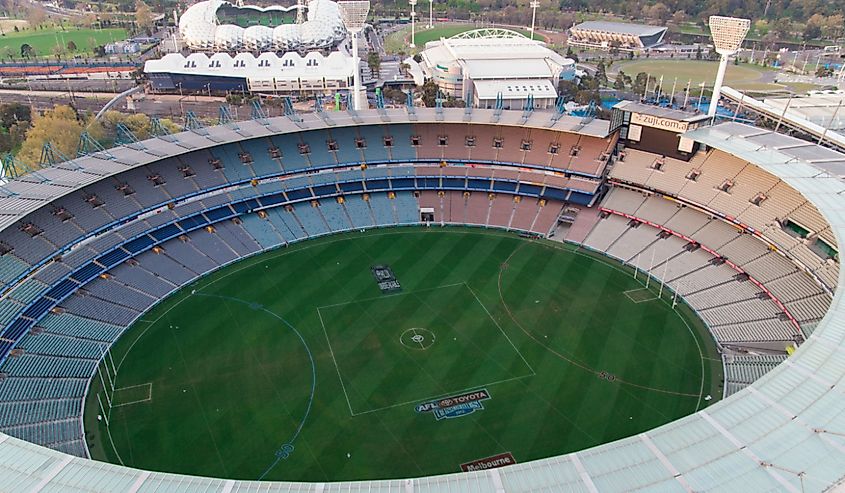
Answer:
xmin=84 ymin=228 xmax=721 ymax=481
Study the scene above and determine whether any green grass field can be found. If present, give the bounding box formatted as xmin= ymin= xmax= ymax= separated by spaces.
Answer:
xmin=0 ymin=27 xmax=127 ymax=59
xmin=385 ymin=24 xmax=537 ymax=54
xmin=614 ymin=59 xmax=821 ymax=94
xmin=84 ymin=228 xmax=721 ymax=482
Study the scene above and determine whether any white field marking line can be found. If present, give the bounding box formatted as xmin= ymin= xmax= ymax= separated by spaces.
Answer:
xmin=623 ymin=288 xmax=658 ymax=304
xmin=111 ymin=382 xmax=153 ymax=408
xmin=350 ymin=373 xmax=534 ymax=417
xmin=322 ymin=282 xmax=536 ymax=417
xmin=316 ymin=306 xmax=356 ymax=417
xmin=464 ymin=282 xmax=536 ymax=376
xmin=316 ymin=282 xmax=466 ymax=310
xmin=97 ymin=229 xmax=519 ymax=463
xmin=566 ymin=245 xmax=707 ymax=410
xmin=501 ymin=242 xmax=708 ymax=406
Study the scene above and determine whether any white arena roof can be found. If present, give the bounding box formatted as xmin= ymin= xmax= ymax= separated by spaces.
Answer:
xmin=144 ymin=52 xmax=355 ymax=82
xmin=473 ymin=79 xmax=557 ymax=100
xmin=419 ymin=29 xmax=574 ymax=81
xmin=2 ymin=112 xmax=845 ymax=490
xmin=178 ymin=0 xmax=346 ymax=52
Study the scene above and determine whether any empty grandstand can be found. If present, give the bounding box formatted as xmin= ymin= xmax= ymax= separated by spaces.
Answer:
xmin=0 ymin=103 xmax=843 ymax=490
xmin=569 ymin=21 xmax=668 ymax=52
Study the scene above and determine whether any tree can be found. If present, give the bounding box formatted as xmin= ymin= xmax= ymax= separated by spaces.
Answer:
xmin=1 ymin=46 xmax=14 ymax=62
xmin=0 ymin=103 xmax=32 ymax=130
xmin=66 ymin=40 xmax=77 ymax=52
xmin=20 ymin=43 xmax=34 ymax=58
xmin=595 ymin=60 xmax=608 ymax=86
xmin=816 ymin=65 xmax=834 ymax=77
xmin=135 ymin=0 xmax=154 ymax=32
xmin=613 ymin=71 xmax=626 ymax=90
xmin=26 ymin=6 xmax=46 ymax=28
xmin=420 ymin=79 xmax=438 ymax=107
xmin=17 ymin=106 xmax=85 ymax=165
xmin=803 ymin=23 xmax=821 ymax=40
xmin=367 ymin=52 xmax=381 ymax=75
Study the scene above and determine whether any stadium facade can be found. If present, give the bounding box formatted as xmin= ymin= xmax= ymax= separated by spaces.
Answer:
xmin=415 ymin=29 xmax=576 ymax=109
xmin=569 ymin=21 xmax=668 ymax=51
xmin=178 ymin=0 xmax=347 ymax=52
xmin=144 ymin=51 xmax=355 ymax=94
xmin=0 ymin=105 xmax=844 ymax=490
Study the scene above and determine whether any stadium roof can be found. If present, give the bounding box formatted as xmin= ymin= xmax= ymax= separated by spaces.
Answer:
xmin=720 ymin=87 xmax=845 ymax=153
xmin=3 ymin=116 xmax=845 ymax=491
xmin=473 ymin=79 xmax=558 ymax=100
xmin=463 ymin=59 xmax=557 ymax=79
xmin=685 ymin=121 xmax=845 ymax=177
xmin=571 ymin=21 xmax=667 ymax=37
xmin=763 ymin=91 xmax=845 ymax=131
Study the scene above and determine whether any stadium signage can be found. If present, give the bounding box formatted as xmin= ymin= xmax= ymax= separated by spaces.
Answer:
xmin=415 ymin=389 xmax=491 ymax=420
xmin=460 ymin=452 xmax=517 ymax=472
xmin=630 ymin=112 xmax=689 ymax=132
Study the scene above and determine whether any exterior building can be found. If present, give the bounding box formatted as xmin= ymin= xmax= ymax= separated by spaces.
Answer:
xmin=416 ymin=28 xmax=576 ymax=109
xmin=178 ymin=0 xmax=346 ymax=52
xmin=105 ymin=41 xmax=141 ymax=54
xmin=143 ymin=51 xmax=354 ymax=94
xmin=569 ymin=21 xmax=667 ymax=52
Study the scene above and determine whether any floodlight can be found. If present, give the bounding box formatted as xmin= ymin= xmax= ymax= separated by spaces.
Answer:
xmin=409 ymin=0 xmax=417 ymax=48
xmin=707 ymin=15 xmax=751 ymax=117
xmin=338 ymin=1 xmax=371 ymax=110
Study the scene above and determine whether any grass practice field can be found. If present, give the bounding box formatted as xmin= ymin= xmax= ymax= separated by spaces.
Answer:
xmin=84 ymin=228 xmax=721 ymax=482
xmin=385 ymin=24 xmax=537 ymax=54
xmin=0 ymin=27 xmax=127 ymax=59
xmin=615 ymin=59 xmax=820 ymax=94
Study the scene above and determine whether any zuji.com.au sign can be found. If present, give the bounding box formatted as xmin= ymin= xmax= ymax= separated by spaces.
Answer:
xmin=630 ymin=112 xmax=690 ymax=133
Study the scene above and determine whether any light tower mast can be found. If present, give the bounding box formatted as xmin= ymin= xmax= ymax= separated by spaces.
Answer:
xmin=529 ymin=0 xmax=539 ymax=41
xmin=427 ymin=0 xmax=433 ymax=29
xmin=338 ymin=1 xmax=371 ymax=111
xmin=296 ymin=0 xmax=306 ymax=24
xmin=707 ymin=15 xmax=750 ymax=117
xmin=409 ymin=0 xmax=417 ymax=48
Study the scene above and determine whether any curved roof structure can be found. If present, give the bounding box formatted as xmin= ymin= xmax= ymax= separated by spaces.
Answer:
xmin=1 ymin=110 xmax=845 ymax=491
xmin=178 ymin=0 xmax=346 ymax=52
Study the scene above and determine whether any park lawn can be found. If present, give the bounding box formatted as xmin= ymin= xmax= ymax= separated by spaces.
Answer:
xmin=84 ymin=228 xmax=721 ymax=482
xmin=0 ymin=27 xmax=128 ymax=59
xmin=616 ymin=59 xmax=767 ymax=87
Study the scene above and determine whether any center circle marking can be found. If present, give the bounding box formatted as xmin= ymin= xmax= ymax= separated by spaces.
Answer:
xmin=399 ymin=328 xmax=436 ymax=350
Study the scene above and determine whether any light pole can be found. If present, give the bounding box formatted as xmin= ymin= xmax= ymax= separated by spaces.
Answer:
xmin=409 ymin=0 xmax=417 ymax=48
xmin=338 ymin=1 xmax=371 ymax=111
xmin=529 ymin=0 xmax=539 ymax=41
xmin=707 ymin=15 xmax=750 ymax=117
xmin=428 ymin=0 xmax=433 ymax=29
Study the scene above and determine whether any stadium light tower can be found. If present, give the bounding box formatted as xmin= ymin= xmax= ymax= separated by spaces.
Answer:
xmin=529 ymin=0 xmax=539 ymax=41
xmin=707 ymin=15 xmax=750 ymax=117
xmin=338 ymin=1 xmax=371 ymax=111
xmin=428 ymin=0 xmax=433 ymax=29
xmin=409 ymin=0 xmax=417 ymax=48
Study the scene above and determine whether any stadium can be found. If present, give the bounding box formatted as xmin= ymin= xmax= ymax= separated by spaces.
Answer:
xmin=0 ymin=98 xmax=842 ymax=490
xmin=178 ymin=0 xmax=347 ymax=52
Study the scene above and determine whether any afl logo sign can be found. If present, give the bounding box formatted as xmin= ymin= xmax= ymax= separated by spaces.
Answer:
xmin=415 ymin=389 xmax=491 ymax=420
